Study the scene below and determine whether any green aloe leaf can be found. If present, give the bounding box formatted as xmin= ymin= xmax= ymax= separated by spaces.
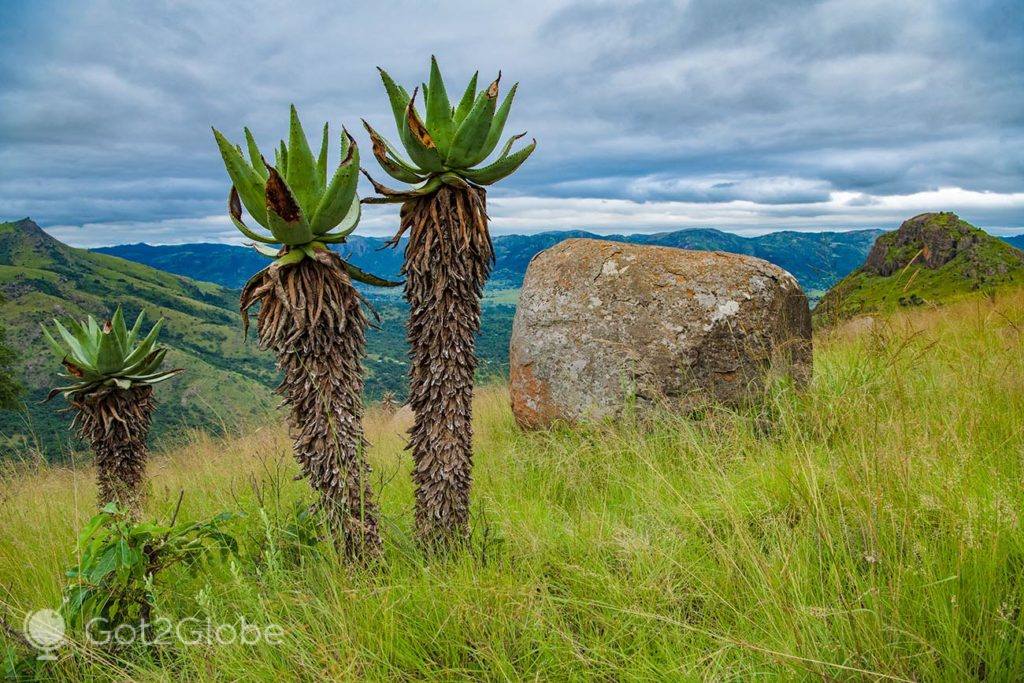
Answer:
xmin=81 ymin=317 xmax=101 ymax=361
xmin=466 ymin=82 xmax=518 ymax=166
xmin=317 ymin=201 xmax=360 ymax=243
xmin=425 ymin=56 xmax=454 ymax=154
xmin=109 ymin=306 xmax=128 ymax=357
xmin=454 ymin=71 xmax=479 ymax=125
xmin=265 ymin=166 xmax=314 ymax=245
xmin=362 ymin=120 xmax=425 ymax=184
xmin=129 ymin=368 xmax=185 ymax=385
xmin=122 ymin=318 xmax=164 ymax=367
xmin=285 ymin=105 xmax=320 ymax=217
xmin=122 ymin=348 xmax=163 ymax=376
xmin=317 ymin=122 xmax=329 ymax=189
xmin=271 ymin=248 xmax=307 ymax=269
xmin=493 ymin=132 xmax=527 ymax=162
xmin=460 ymin=137 xmax=536 ymax=185
xmin=126 ymin=310 xmax=146 ymax=346
xmin=52 ymin=320 xmax=94 ymax=371
xmin=276 ymin=140 xmax=288 ymax=177
xmin=40 ymin=325 xmax=70 ymax=362
xmin=229 ymin=188 xmax=278 ymax=244
xmin=244 ymin=127 xmax=268 ymax=180
xmin=251 ymin=242 xmax=282 ymax=257
xmin=342 ymin=261 xmax=402 ymax=288
xmin=212 ymin=128 xmax=267 ymax=225
xmin=377 ymin=67 xmax=412 ymax=135
xmin=401 ymin=89 xmax=445 ymax=173
xmin=96 ymin=328 xmax=125 ymax=375
xmin=311 ymin=131 xmax=360 ymax=235
xmin=446 ymin=74 xmax=499 ymax=168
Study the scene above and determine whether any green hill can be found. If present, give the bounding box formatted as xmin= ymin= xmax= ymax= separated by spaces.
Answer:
xmin=814 ymin=212 xmax=1024 ymax=323
xmin=0 ymin=218 xmax=278 ymax=458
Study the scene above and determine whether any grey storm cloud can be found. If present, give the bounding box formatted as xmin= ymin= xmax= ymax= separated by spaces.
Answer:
xmin=0 ymin=0 xmax=1022 ymax=247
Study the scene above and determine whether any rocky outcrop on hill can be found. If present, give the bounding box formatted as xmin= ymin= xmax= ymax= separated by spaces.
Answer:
xmin=864 ymin=212 xmax=1018 ymax=277
xmin=509 ymin=239 xmax=812 ymax=428
xmin=815 ymin=212 xmax=1024 ymax=323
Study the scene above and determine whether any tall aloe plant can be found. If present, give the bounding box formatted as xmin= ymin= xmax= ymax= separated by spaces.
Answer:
xmin=42 ymin=307 xmax=182 ymax=516
xmin=365 ymin=57 xmax=535 ymax=550
xmin=213 ymin=107 xmax=398 ymax=559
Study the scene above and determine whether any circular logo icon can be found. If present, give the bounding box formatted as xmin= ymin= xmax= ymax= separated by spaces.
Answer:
xmin=22 ymin=609 xmax=65 ymax=660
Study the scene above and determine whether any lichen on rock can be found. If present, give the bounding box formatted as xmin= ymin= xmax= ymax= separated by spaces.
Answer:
xmin=509 ymin=238 xmax=812 ymax=428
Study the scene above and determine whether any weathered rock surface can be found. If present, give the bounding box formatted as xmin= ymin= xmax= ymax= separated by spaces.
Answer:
xmin=509 ymin=238 xmax=812 ymax=428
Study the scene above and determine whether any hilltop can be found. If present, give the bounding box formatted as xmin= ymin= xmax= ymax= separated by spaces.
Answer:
xmin=2 ymin=290 xmax=1022 ymax=679
xmin=814 ymin=212 xmax=1024 ymax=322
xmin=0 ymin=218 xmax=278 ymax=457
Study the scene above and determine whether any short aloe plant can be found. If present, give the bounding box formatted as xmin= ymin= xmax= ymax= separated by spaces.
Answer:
xmin=42 ymin=307 xmax=182 ymax=515
xmin=212 ymin=107 xmax=394 ymax=560
xmin=367 ymin=57 xmax=535 ymax=550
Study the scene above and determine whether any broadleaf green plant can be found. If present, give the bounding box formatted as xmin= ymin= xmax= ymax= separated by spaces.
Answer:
xmin=63 ymin=501 xmax=238 ymax=631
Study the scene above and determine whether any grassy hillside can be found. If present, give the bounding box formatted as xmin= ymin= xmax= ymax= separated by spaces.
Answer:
xmin=0 ymin=219 xmax=278 ymax=458
xmin=816 ymin=213 xmax=1024 ymax=323
xmin=2 ymin=288 xmax=1022 ymax=679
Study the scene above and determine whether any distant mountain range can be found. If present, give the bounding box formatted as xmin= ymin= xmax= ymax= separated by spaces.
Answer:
xmin=95 ymin=228 xmax=894 ymax=295
xmin=0 ymin=218 xmax=502 ymax=458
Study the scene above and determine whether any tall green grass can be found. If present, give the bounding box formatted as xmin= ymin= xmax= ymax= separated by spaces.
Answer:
xmin=1 ymin=290 xmax=1023 ymax=680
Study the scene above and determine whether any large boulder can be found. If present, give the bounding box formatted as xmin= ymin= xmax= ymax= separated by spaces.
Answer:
xmin=509 ymin=238 xmax=811 ymax=428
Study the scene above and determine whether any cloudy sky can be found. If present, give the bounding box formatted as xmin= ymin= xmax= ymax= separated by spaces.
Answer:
xmin=1 ymin=0 xmax=1022 ymax=247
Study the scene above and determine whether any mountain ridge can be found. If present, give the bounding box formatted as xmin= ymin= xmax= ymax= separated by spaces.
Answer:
xmin=94 ymin=227 xmax=889 ymax=295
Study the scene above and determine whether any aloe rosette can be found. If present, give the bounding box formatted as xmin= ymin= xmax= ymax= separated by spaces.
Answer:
xmin=362 ymin=57 xmax=535 ymax=203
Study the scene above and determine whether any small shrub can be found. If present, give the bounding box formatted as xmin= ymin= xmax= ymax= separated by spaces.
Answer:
xmin=62 ymin=500 xmax=238 ymax=632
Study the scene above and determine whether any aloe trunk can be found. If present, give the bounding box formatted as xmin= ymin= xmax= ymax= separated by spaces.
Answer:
xmin=71 ymin=386 xmax=154 ymax=518
xmin=401 ymin=185 xmax=492 ymax=549
xmin=241 ymin=250 xmax=380 ymax=558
